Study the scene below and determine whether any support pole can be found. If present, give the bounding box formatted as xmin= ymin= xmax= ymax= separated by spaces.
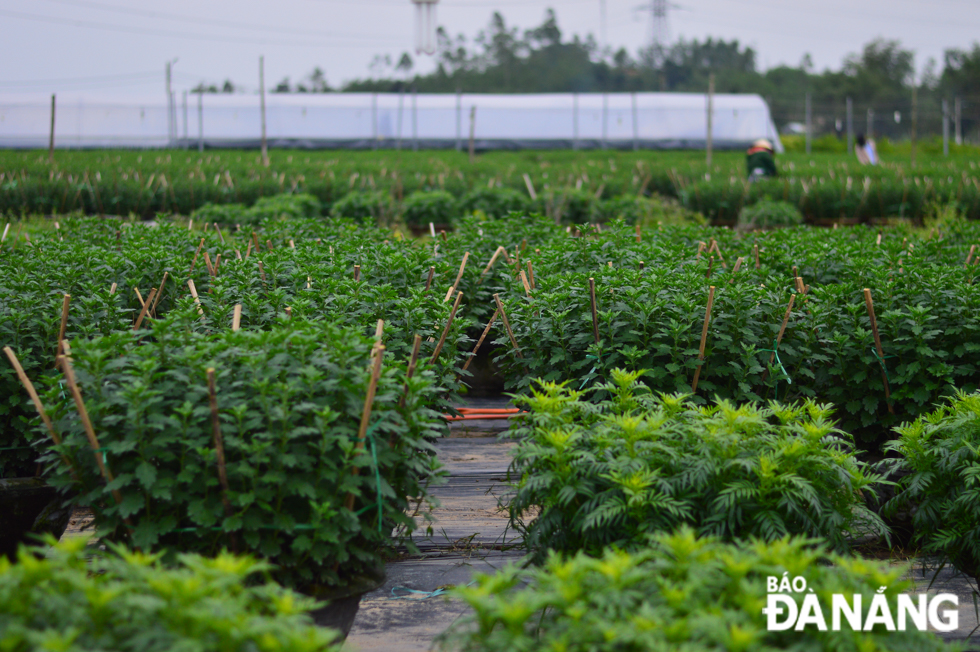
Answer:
xmin=706 ymin=74 xmax=715 ymax=171
xmin=955 ymin=97 xmax=962 ymax=146
xmin=805 ymin=92 xmax=812 ymax=155
xmin=846 ymin=97 xmax=854 ymax=155
xmin=601 ymin=91 xmax=608 ymax=150
xmin=372 ymin=93 xmax=378 ymax=150
xmin=48 ymin=94 xmax=56 ymax=163
xmin=573 ymin=92 xmax=580 ymax=151
xmin=166 ymin=61 xmax=173 ymax=145
xmin=911 ymin=86 xmax=918 ymax=168
xmin=631 ymin=91 xmax=639 ymax=151
xmin=943 ymin=98 xmax=950 ymax=157
xmin=197 ymin=91 xmax=204 ymax=153
xmin=468 ymin=106 xmax=476 ymax=164
xmin=455 ymin=88 xmax=462 ymax=151
xmin=412 ymin=84 xmax=418 ymax=152
xmin=182 ymin=90 xmax=188 ymax=149
xmin=259 ymin=55 xmax=268 ymax=167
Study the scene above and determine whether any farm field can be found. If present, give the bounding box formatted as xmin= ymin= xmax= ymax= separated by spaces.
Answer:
xmin=2 ymin=180 xmax=980 ymax=649
xmin=3 ymin=147 xmax=980 ymax=223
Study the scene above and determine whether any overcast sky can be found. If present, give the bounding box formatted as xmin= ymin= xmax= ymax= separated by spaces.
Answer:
xmin=1 ymin=0 xmax=977 ymax=99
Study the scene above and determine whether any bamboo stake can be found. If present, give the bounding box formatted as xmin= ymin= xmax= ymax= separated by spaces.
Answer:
xmin=235 ymin=249 xmax=242 ymax=260
xmin=252 ymin=232 xmax=259 ymax=252
xmin=214 ymin=254 xmax=221 ymax=276
xmin=639 ymin=261 xmax=645 ymax=270
xmin=289 ymin=239 xmax=295 ymax=249
xmin=1 ymin=223 xmax=9 ymax=244
xmin=232 ymin=304 xmax=242 ymax=331
xmin=635 ymin=224 xmax=641 ymax=242
xmin=257 ymin=261 xmax=266 ymax=284
xmin=708 ymin=240 xmax=727 ymax=269
xmin=203 ymin=251 xmax=215 ymax=277
xmin=206 ymin=368 xmax=237 ymax=552
xmin=876 ymin=233 xmax=882 ymax=246
xmin=266 ymin=240 xmax=273 ymax=252
xmin=696 ymin=241 xmax=706 ymax=259
xmin=189 ymin=238 xmax=205 ymax=275
xmin=134 ymin=288 xmax=145 ymax=308
xmin=398 ymin=334 xmax=423 ymax=409
xmin=706 ymin=256 xmax=714 ymax=279
xmin=109 ymin=283 xmax=117 ymax=295
xmin=754 ymin=244 xmax=760 ymax=269
xmin=424 ymin=266 xmax=435 ymax=292
xmin=863 ymin=288 xmax=894 ymax=414
xmin=150 ymin=271 xmax=168 ymax=318
xmin=187 ymin=280 xmax=205 ymax=318
xmin=57 ymin=294 xmax=71 ymax=358
xmin=214 ymin=224 xmax=225 ymax=245
xmin=493 ymin=294 xmax=522 ymax=358
xmin=4 ymin=346 xmax=75 ymax=477
xmin=526 ymin=261 xmax=535 ymax=289
xmin=588 ymin=277 xmax=600 ymax=344
xmin=354 ymin=265 xmax=361 ymax=281
xmin=691 ymin=286 xmax=716 ymax=393
xmin=430 ymin=292 xmax=463 ymax=364
xmin=245 ymin=241 xmax=252 ymax=260
xmin=965 ymin=245 xmax=976 ymax=268
xmin=344 ymin=343 xmax=386 ymax=511
xmin=462 ymin=308 xmax=498 ymax=373
xmin=443 ymin=286 xmax=455 ymax=303
xmin=374 ymin=319 xmax=384 ymax=342
xmin=447 ymin=252 xmax=469 ymax=300
xmin=58 ymin=351 xmax=124 ymax=507
xmin=285 ymin=307 xmax=292 ymax=319
xmin=133 ymin=288 xmax=157 ymax=331
xmin=479 ymin=246 xmax=505 ymax=283
xmin=729 ymin=256 xmax=744 ymax=281
xmin=519 ymin=270 xmax=532 ymax=298
xmin=762 ymin=294 xmax=795 ymax=382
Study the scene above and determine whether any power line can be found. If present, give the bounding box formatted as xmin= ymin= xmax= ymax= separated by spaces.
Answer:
xmin=0 ymin=8 xmax=402 ymax=47
xmin=37 ymin=0 xmax=403 ymax=40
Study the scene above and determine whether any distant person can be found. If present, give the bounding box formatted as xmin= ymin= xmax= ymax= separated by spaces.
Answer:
xmin=855 ymin=133 xmax=878 ymax=165
xmin=746 ymin=139 xmax=777 ymax=182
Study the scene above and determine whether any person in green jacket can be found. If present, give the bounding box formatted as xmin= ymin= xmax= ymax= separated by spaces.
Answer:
xmin=746 ymin=139 xmax=777 ymax=181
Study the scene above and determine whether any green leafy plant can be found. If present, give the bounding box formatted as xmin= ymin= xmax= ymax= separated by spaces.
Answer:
xmin=0 ymin=537 xmax=340 ymax=652
xmin=459 ymin=187 xmax=530 ymax=219
xmin=39 ymin=313 xmax=446 ymax=591
xmin=401 ymin=190 xmax=459 ymax=226
xmin=738 ymin=199 xmax=805 ymax=230
xmin=439 ymin=527 xmax=956 ymax=652
xmin=189 ymin=201 xmax=248 ymax=227
xmin=882 ymin=390 xmax=980 ymax=583
xmin=248 ymin=193 xmax=322 ymax=222
xmin=329 ymin=190 xmax=394 ymax=226
xmin=508 ymin=372 xmax=886 ymax=559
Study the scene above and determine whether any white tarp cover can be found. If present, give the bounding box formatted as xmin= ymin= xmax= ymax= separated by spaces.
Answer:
xmin=0 ymin=92 xmax=782 ymax=152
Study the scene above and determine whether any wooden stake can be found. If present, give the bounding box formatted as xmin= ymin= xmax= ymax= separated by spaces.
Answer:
xmin=754 ymin=244 xmax=760 ymax=269
xmin=863 ymin=288 xmax=894 ymax=414
xmin=189 ymin=238 xmax=205 ymax=276
xmin=374 ymin=319 xmax=384 ymax=342
xmin=245 ymin=241 xmax=252 ymax=260
xmin=232 ymin=304 xmax=242 ymax=331
xmin=479 ymin=246 xmax=505 ymax=283
xmin=691 ymin=286 xmax=716 ymax=393
xmin=57 ymin=294 xmax=71 ymax=358
xmin=588 ymin=278 xmax=600 ymax=344
xmin=493 ymin=294 xmax=522 ymax=358
xmin=354 ymin=265 xmax=361 ymax=281
xmin=965 ymin=245 xmax=976 ymax=268
xmin=526 ymin=261 xmax=535 ymax=289
xmin=345 ymin=343 xmax=386 ymax=511
xmin=257 ymin=260 xmax=266 ymax=284
xmin=288 ymin=239 xmax=295 ymax=249
xmin=424 ymin=266 xmax=435 ymax=292
xmin=203 ymin=251 xmax=215 ymax=277
xmin=876 ymin=233 xmax=882 ymax=246
xmin=430 ymin=292 xmax=463 ymax=364
xmin=519 ymin=270 xmax=532 ymax=298
xmin=150 ymin=271 xmax=168 ymax=318
xmin=214 ymin=254 xmax=221 ymax=276
xmin=1 ymin=223 xmax=9 ymax=245
xmin=399 ymin=335 xmax=423 ymax=409
xmin=447 ymin=252 xmax=469 ymax=300
xmin=639 ymin=261 xmax=645 ymax=270
xmin=133 ymin=288 xmax=157 ymax=331
xmin=266 ymin=239 xmax=273 ymax=251
xmin=462 ymin=308 xmax=498 ymax=373
xmin=206 ymin=368 xmax=237 ymax=552
xmin=134 ymin=287 xmax=145 ymax=308
xmin=58 ymin=351 xmax=124 ymax=507
xmin=251 ymin=232 xmax=259 ymax=252
xmin=109 ymin=283 xmax=117 ymax=295
xmin=762 ymin=295 xmax=795 ymax=382
xmin=729 ymin=256 xmax=744 ymax=281
xmin=708 ymin=239 xmax=727 ymax=268
xmin=214 ymin=224 xmax=225 ymax=245
xmin=4 ymin=346 xmax=75 ymax=477
xmin=696 ymin=241 xmax=706 ymax=259
xmin=187 ymin=280 xmax=205 ymax=318
xmin=706 ymin=256 xmax=714 ymax=279
xmin=635 ymin=224 xmax=641 ymax=242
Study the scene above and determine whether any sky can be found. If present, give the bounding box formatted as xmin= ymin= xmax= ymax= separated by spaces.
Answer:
xmin=0 ymin=0 xmax=977 ymax=100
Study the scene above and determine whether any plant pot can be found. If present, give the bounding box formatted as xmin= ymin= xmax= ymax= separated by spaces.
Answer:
xmin=408 ymin=223 xmax=454 ymax=238
xmin=0 ymin=478 xmax=72 ymax=560
xmin=307 ymin=563 xmax=385 ymax=641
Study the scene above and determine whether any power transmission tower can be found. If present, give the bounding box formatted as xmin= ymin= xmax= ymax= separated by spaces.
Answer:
xmin=636 ymin=0 xmax=676 ymax=65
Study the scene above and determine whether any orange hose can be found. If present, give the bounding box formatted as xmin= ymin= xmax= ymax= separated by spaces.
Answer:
xmin=456 ymin=407 xmax=520 ymax=414
xmin=443 ymin=413 xmax=517 ymax=421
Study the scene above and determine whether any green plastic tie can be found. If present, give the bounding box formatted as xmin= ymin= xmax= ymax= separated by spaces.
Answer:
xmin=93 ymin=446 xmax=109 ymax=465
xmin=579 ymin=354 xmax=600 ymax=390
xmin=871 ymin=347 xmax=896 ymax=383
xmin=760 ymin=339 xmax=792 ymax=386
